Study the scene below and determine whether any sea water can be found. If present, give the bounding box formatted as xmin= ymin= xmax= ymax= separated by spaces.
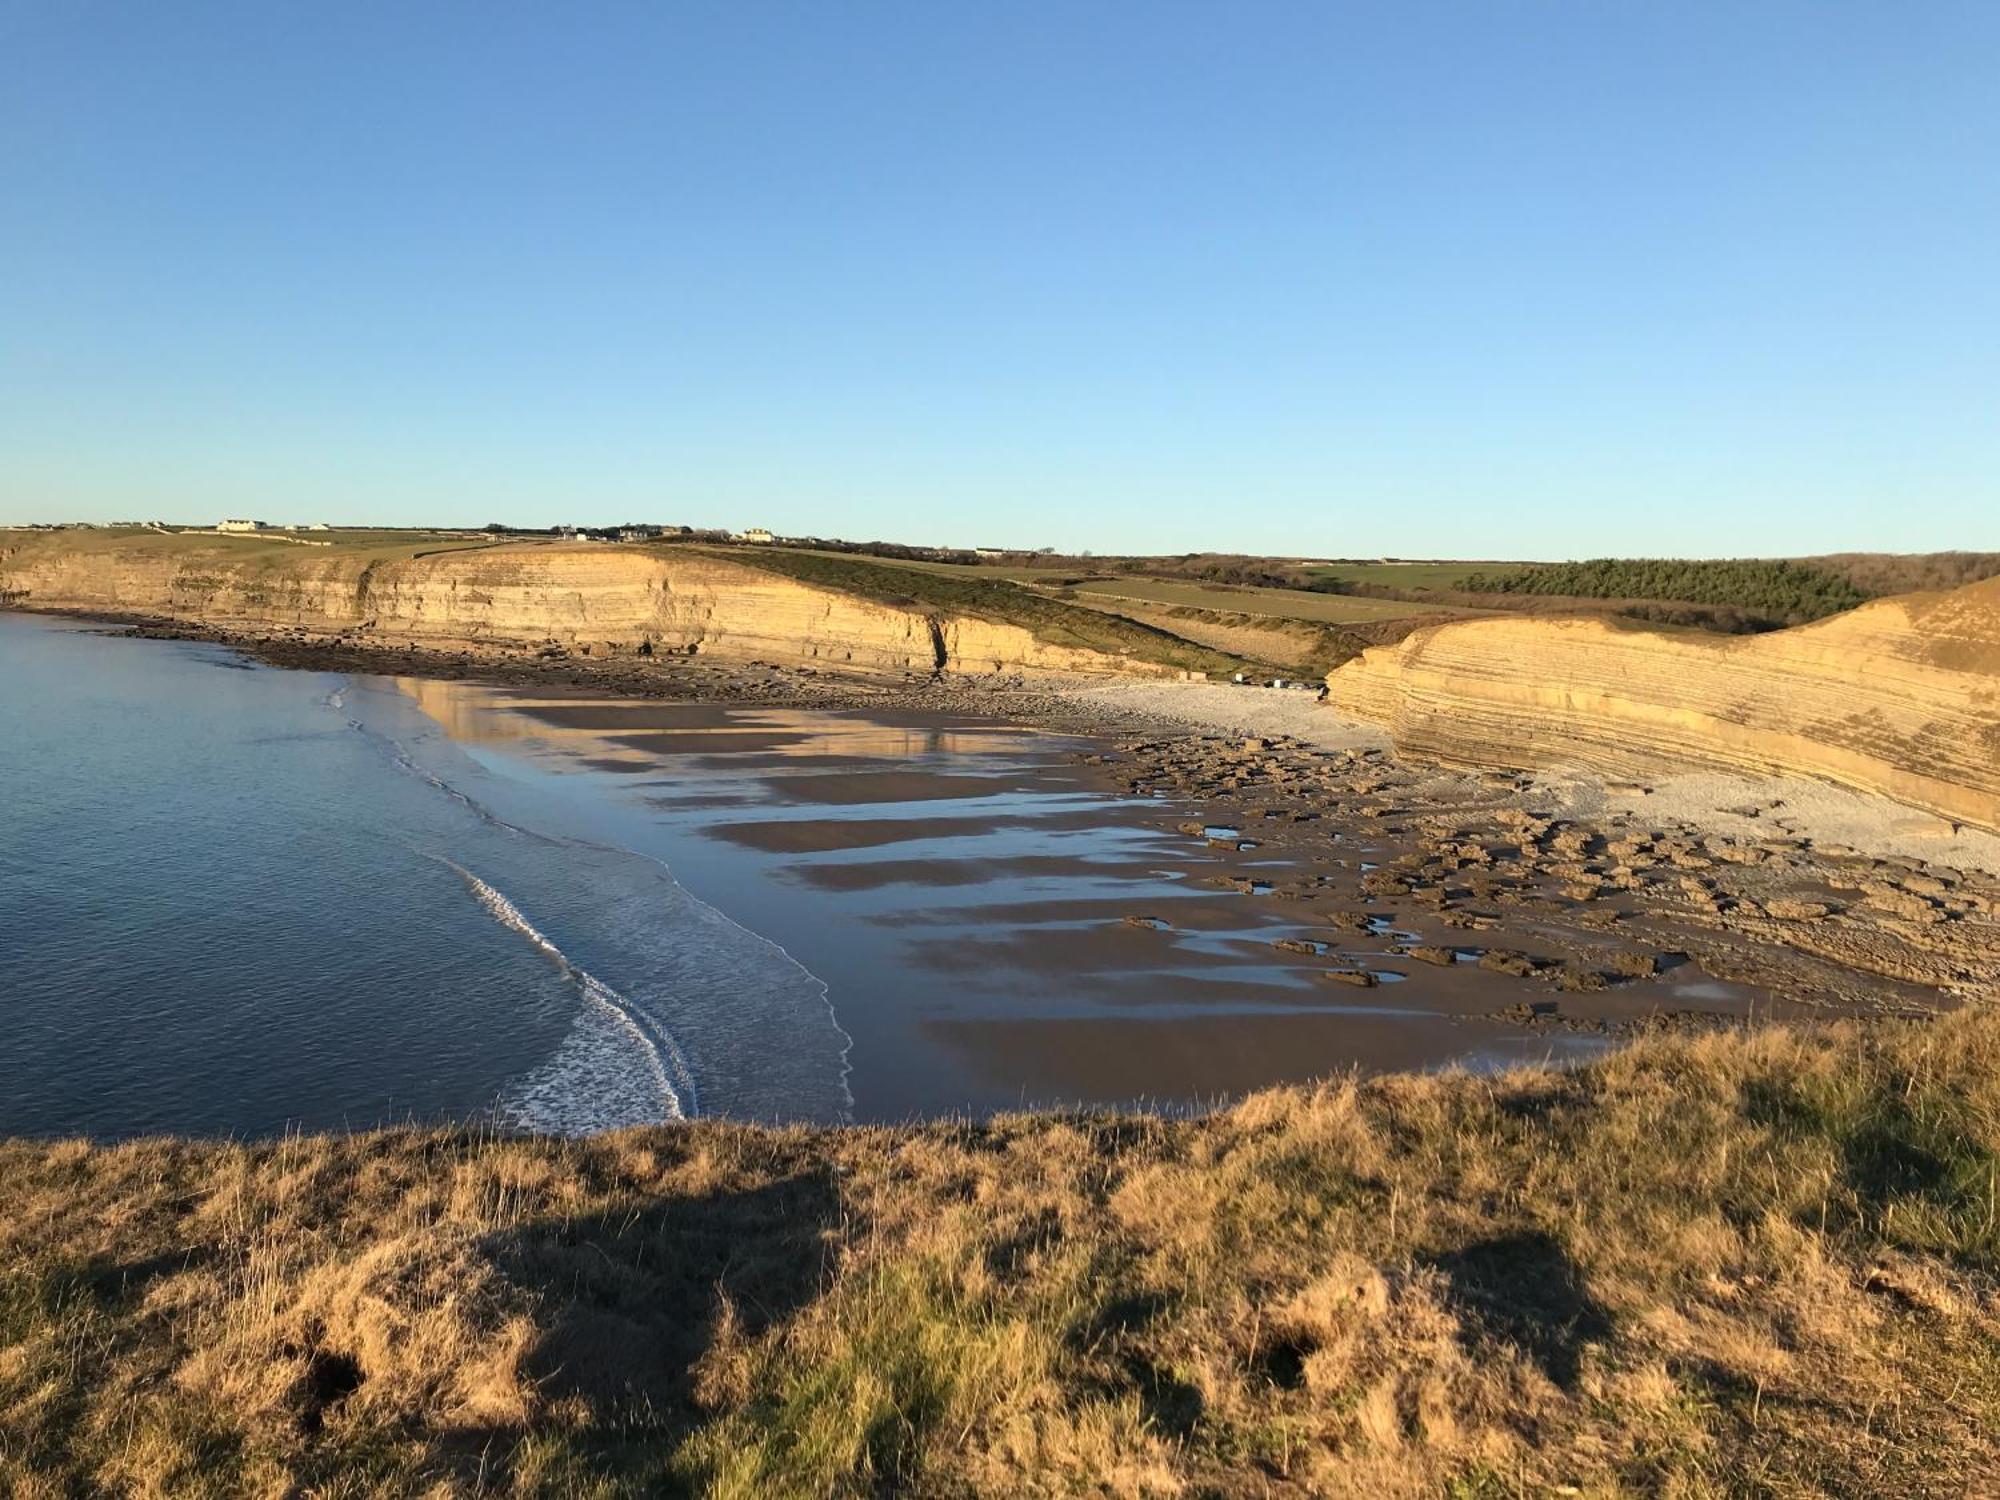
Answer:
xmin=0 ymin=614 xmax=850 ymax=1137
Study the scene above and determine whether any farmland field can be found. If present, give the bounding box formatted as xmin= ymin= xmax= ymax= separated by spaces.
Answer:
xmin=772 ymin=548 xmax=1092 ymax=585
xmin=0 ymin=526 xmax=499 ymax=564
xmin=1065 ymin=575 xmax=1484 ymax=625
xmin=1301 ymin=559 xmax=1533 ymax=592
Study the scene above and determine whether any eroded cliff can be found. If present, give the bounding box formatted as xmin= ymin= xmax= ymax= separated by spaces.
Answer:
xmin=1328 ymin=579 xmax=2000 ymax=834
xmin=0 ymin=533 xmax=1178 ymax=678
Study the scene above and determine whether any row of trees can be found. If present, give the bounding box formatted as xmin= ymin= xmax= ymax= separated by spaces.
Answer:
xmin=1457 ymin=558 xmax=1873 ymax=622
xmin=1803 ymin=552 xmax=2000 ymax=597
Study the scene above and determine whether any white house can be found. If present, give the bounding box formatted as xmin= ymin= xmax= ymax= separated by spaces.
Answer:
xmin=216 ymin=519 xmax=267 ymax=533
xmin=738 ymin=527 xmax=776 ymax=544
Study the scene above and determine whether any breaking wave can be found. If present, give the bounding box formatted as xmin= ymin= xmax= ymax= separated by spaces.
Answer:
xmin=332 ymin=677 xmax=854 ymax=1132
xmin=437 ymin=857 xmax=696 ymax=1131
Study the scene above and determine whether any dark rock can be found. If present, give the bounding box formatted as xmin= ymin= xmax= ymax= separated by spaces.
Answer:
xmin=1322 ymin=968 xmax=1379 ymax=988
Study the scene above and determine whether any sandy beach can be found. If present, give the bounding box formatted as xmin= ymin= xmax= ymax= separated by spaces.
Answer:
xmin=360 ymin=661 xmax=1992 ymax=1120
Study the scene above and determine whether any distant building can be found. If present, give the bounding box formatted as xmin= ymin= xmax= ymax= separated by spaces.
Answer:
xmin=216 ymin=519 xmax=267 ymax=533
xmin=618 ymin=525 xmax=660 ymax=542
xmin=738 ymin=527 xmax=776 ymax=544
xmin=973 ymin=547 xmax=1008 ymax=561
xmin=554 ymin=525 xmax=579 ymax=539
xmin=306 ymin=522 xmax=331 ymax=531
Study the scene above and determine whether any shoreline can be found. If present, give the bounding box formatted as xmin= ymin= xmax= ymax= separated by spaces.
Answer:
xmin=29 ymin=600 xmax=2000 ymax=870
xmin=14 ymin=604 xmax=1999 ymax=1094
xmin=37 ymin=601 xmax=2000 ymax=889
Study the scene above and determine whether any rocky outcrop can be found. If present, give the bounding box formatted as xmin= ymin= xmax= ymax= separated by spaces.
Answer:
xmin=1328 ymin=579 xmax=2000 ymax=834
xmin=0 ymin=534 xmax=1161 ymax=678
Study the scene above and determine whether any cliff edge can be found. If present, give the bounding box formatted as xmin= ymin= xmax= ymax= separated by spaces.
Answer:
xmin=0 ymin=532 xmax=1226 ymax=679
xmin=1327 ymin=577 xmax=2000 ymax=834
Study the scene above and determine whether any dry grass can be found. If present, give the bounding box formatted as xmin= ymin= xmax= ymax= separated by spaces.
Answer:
xmin=4 ymin=1011 xmax=1999 ymax=1497
xmin=1065 ymin=576 xmax=1482 ymax=626
xmin=1300 ymin=562 xmax=1518 ymax=593
xmin=1058 ymin=597 xmax=1359 ymax=675
xmin=701 ymin=547 xmax=1252 ymax=677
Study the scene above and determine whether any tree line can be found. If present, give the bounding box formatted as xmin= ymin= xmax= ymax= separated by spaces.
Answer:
xmin=1457 ymin=558 xmax=1874 ymax=623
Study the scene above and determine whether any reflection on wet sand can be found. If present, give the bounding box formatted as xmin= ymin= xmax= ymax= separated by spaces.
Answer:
xmin=389 ymin=677 xmax=1763 ymax=1120
xmin=393 ymin=678 xmax=1035 ymax=762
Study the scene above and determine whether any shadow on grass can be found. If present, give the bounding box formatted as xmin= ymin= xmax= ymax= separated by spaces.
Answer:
xmin=1425 ymin=1230 xmax=1612 ymax=1390
xmin=1745 ymin=1075 xmax=1998 ymax=1261
xmin=486 ymin=1167 xmax=841 ymax=1428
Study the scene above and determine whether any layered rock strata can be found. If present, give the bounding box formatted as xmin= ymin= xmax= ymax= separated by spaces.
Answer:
xmin=1328 ymin=579 xmax=2000 ymax=835
xmin=0 ymin=535 xmax=1156 ymax=678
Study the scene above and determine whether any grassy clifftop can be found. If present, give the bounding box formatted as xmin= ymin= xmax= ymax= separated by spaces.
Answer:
xmin=700 ymin=546 xmax=1260 ymax=677
xmin=5 ymin=1011 xmax=1997 ymax=1496
xmin=0 ymin=526 xmax=497 ymax=568
xmin=0 ymin=530 xmax=1264 ymax=678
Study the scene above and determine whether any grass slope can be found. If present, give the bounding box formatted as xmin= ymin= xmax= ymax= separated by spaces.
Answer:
xmin=4 ymin=1011 xmax=1997 ymax=1496
xmin=701 ymin=546 xmax=1256 ymax=676
xmin=1067 ymin=577 xmax=1473 ymax=626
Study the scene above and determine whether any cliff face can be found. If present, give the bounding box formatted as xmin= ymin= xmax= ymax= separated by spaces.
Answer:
xmin=1328 ymin=579 xmax=2000 ymax=834
xmin=0 ymin=535 xmax=1155 ymax=678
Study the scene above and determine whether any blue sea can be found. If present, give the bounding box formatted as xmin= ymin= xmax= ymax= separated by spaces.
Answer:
xmin=0 ymin=613 xmax=850 ymax=1137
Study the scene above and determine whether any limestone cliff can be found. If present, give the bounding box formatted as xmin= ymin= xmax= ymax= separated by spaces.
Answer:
xmin=0 ymin=534 xmax=1167 ymax=678
xmin=1328 ymin=579 xmax=2000 ymax=834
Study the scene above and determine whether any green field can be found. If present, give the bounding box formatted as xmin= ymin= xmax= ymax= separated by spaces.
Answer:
xmin=1069 ymin=575 xmax=1482 ymax=625
xmin=1302 ymin=559 xmax=1532 ymax=592
xmin=769 ymin=548 xmax=1095 ymax=585
xmin=0 ymin=526 xmax=498 ymax=565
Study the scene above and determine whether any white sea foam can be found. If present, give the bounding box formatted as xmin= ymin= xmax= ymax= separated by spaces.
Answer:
xmin=436 ymin=858 xmax=696 ymax=1130
xmin=343 ymin=680 xmax=852 ymax=1127
xmin=346 ymin=713 xmax=525 ymax=837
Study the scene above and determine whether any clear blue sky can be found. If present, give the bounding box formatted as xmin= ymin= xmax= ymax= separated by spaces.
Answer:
xmin=2 ymin=2 xmax=1995 ymax=556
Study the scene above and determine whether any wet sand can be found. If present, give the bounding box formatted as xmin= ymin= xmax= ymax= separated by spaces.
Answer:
xmin=382 ymin=677 xmax=1847 ymax=1121
xmin=26 ymin=612 xmax=1986 ymax=1127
